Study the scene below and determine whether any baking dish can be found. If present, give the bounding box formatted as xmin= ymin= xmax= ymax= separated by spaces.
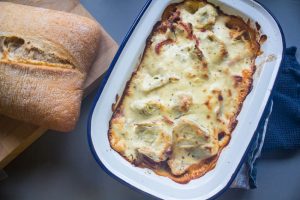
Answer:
xmin=88 ymin=0 xmax=285 ymax=199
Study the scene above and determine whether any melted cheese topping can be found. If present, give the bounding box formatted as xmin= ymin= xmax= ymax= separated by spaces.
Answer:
xmin=109 ymin=0 xmax=259 ymax=182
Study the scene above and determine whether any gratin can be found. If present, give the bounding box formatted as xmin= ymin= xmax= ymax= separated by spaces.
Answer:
xmin=109 ymin=0 xmax=262 ymax=183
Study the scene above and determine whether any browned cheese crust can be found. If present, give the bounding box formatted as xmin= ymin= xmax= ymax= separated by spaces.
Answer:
xmin=109 ymin=0 xmax=262 ymax=183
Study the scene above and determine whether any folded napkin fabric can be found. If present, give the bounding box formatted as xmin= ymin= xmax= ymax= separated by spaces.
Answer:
xmin=232 ymin=47 xmax=300 ymax=189
xmin=262 ymin=47 xmax=300 ymax=151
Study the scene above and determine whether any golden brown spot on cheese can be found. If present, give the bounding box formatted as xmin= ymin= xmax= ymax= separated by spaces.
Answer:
xmin=163 ymin=115 xmax=174 ymax=125
xmin=259 ymin=35 xmax=267 ymax=44
xmin=212 ymin=89 xmax=219 ymax=94
xmin=179 ymin=95 xmax=193 ymax=112
xmin=204 ymin=100 xmax=211 ymax=110
xmin=218 ymin=94 xmax=223 ymax=101
xmin=155 ymin=39 xmax=174 ymax=54
xmin=218 ymin=131 xmax=226 ymax=141
xmin=255 ymin=22 xmax=261 ymax=31
xmin=169 ymin=9 xmax=181 ymax=23
xmin=179 ymin=22 xmax=193 ymax=39
xmin=202 ymin=74 xmax=209 ymax=79
xmin=227 ymin=89 xmax=232 ymax=97
xmin=233 ymin=75 xmax=243 ymax=87
xmin=111 ymin=94 xmax=120 ymax=112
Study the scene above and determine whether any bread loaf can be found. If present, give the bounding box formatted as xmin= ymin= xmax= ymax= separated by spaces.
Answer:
xmin=0 ymin=2 xmax=101 ymax=132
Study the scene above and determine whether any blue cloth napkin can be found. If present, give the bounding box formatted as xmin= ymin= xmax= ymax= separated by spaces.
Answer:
xmin=232 ymin=47 xmax=300 ymax=189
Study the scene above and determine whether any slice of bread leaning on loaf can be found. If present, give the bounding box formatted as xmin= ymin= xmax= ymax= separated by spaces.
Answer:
xmin=0 ymin=2 xmax=101 ymax=132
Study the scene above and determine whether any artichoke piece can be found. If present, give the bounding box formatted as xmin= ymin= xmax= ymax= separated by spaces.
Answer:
xmin=167 ymin=117 xmax=218 ymax=175
xmin=172 ymin=118 xmax=209 ymax=149
xmin=141 ymin=74 xmax=179 ymax=92
xmin=183 ymin=0 xmax=206 ymax=14
xmin=135 ymin=122 xmax=171 ymax=162
xmin=131 ymin=98 xmax=163 ymax=116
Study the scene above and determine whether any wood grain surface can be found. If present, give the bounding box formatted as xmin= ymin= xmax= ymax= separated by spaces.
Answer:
xmin=0 ymin=0 xmax=118 ymax=168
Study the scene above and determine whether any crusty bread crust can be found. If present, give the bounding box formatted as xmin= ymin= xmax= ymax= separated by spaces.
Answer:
xmin=0 ymin=62 xmax=83 ymax=132
xmin=0 ymin=2 xmax=101 ymax=132
xmin=0 ymin=2 xmax=101 ymax=73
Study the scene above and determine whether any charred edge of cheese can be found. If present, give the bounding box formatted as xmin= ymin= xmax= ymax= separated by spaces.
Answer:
xmin=109 ymin=116 xmax=128 ymax=157
xmin=155 ymin=154 xmax=218 ymax=184
xmin=109 ymin=0 xmax=261 ymax=184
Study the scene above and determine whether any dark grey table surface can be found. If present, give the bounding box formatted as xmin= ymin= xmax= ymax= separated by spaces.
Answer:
xmin=1 ymin=0 xmax=300 ymax=200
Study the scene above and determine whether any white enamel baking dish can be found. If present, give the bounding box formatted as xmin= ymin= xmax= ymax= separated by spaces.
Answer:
xmin=88 ymin=0 xmax=285 ymax=199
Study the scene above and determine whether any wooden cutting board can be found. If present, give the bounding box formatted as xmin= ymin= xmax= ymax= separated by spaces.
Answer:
xmin=0 ymin=0 xmax=118 ymax=168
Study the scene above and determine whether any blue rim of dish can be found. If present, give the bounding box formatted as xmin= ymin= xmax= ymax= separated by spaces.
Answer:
xmin=87 ymin=0 xmax=286 ymax=199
